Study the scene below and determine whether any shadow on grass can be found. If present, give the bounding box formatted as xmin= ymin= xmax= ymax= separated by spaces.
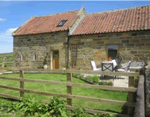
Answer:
xmin=119 ymin=92 xmax=137 ymax=116
xmin=0 ymin=97 xmax=20 ymax=102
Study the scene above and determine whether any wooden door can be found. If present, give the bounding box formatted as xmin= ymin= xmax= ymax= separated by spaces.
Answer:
xmin=53 ymin=51 xmax=59 ymax=69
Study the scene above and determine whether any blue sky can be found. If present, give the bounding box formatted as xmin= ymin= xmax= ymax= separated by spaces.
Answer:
xmin=0 ymin=1 xmax=150 ymax=53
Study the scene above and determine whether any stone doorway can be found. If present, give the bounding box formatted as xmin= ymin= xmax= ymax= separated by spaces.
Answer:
xmin=52 ymin=50 xmax=59 ymax=69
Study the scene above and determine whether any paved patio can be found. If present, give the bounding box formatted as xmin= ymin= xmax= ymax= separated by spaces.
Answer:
xmin=83 ymin=74 xmax=129 ymax=88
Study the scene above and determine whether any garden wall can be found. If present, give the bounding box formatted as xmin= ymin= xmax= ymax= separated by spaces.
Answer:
xmin=145 ymin=69 xmax=150 ymax=117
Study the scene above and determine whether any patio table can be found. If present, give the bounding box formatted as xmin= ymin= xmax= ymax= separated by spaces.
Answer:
xmin=101 ymin=60 xmax=117 ymax=72
xmin=101 ymin=60 xmax=117 ymax=79
xmin=129 ymin=61 xmax=145 ymax=73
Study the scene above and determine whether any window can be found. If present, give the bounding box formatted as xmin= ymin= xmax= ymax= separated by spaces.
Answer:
xmin=57 ymin=20 xmax=67 ymax=27
xmin=16 ymin=52 xmax=23 ymax=61
xmin=33 ymin=53 xmax=36 ymax=61
xmin=108 ymin=45 xmax=118 ymax=59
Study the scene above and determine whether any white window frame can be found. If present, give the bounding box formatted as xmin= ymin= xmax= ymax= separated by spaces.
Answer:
xmin=33 ymin=53 xmax=36 ymax=61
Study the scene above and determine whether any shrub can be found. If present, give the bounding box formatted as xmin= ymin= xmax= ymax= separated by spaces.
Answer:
xmin=134 ymin=77 xmax=138 ymax=81
xmin=48 ymin=96 xmax=67 ymax=117
xmin=72 ymin=73 xmax=80 ymax=77
xmin=69 ymin=108 xmax=90 ymax=117
xmin=92 ymin=76 xmax=99 ymax=83
xmin=1 ymin=96 xmax=67 ymax=117
xmin=78 ymin=74 xmax=84 ymax=79
xmin=86 ymin=76 xmax=93 ymax=81
xmin=101 ymin=82 xmax=109 ymax=85
xmin=0 ymin=96 xmax=116 ymax=117
xmin=108 ymin=81 xmax=113 ymax=85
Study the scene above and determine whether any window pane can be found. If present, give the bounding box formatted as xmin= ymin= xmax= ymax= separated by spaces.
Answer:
xmin=108 ymin=45 xmax=118 ymax=59
xmin=53 ymin=51 xmax=59 ymax=58
xmin=57 ymin=20 xmax=67 ymax=27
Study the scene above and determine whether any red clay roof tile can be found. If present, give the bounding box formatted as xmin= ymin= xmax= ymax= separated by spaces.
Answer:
xmin=73 ymin=5 xmax=150 ymax=35
xmin=14 ymin=10 xmax=79 ymax=36
xmin=14 ymin=5 xmax=150 ymax=36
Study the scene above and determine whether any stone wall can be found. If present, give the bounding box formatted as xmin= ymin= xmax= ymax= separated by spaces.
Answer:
xmin=145 ymin=69 xmax=150 ymax=117
xmin=69 ymin=30 xmax=150 ymax=70
xmin=13 ymin=30 xmax=150 ymax=70
xmin=13 ymin=31 xmax=68 ymax=69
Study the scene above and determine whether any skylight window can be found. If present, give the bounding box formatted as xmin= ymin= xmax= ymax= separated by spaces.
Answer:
xmin=57 ymin=20 xmax=67 ymax=27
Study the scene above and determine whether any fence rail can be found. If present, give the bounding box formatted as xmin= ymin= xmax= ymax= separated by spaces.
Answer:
xmin=0 ymin=76 xmax=137 ymax=92
xmin=0 ymin=69 xmax=138 ymax=116
xmin=11 ymin=69 xmax=139 ymax=77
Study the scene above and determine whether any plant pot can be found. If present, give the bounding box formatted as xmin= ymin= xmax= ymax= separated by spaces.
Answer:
xmin=44 ymin=64 xmax=48 ymax=69
xmin=63 ymin=68 xmax=66 ymax=70
xmin=135 ymin=80 xmax=138 ymax=87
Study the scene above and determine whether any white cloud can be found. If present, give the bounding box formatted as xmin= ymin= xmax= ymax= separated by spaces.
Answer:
xmin=6 ymin=28 xmax=18 ymax=35
xmin=0 ymin=18 xmax=6 ymax=22
xmin=0 ymin=27 xmax=18 ymax=53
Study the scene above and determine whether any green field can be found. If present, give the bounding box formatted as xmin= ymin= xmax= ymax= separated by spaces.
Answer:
xmin=0 ymin=52 xmax=13 ymax=63
xmin=0 ymin=73 xmax=128 ymax=115
xmin=0 ymin=52 xmax=13 ymax=68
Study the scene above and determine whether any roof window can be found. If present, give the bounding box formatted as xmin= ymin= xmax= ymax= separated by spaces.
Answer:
xmin=57 ymin=20 xmax=67 ymax=27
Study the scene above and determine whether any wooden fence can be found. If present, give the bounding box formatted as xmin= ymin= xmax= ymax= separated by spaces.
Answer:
xmin=0 ymin=55 xmax=13 ymax=68
xmin=0 ymin=69 xmax=139 ymax=116
xmin=0 ymin=62 xmax=13 ymax=68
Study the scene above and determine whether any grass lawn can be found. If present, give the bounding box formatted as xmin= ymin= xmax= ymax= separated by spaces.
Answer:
xmin=0 ymin=73 xmax=128 ymax=114
xmin=0 ymin=53 xmax=13 ymax=63
xmin=0 ymin=52 xmax=13 ymax=68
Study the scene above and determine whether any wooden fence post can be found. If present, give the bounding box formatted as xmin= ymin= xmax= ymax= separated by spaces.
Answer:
xmin=67 ymin=72 xmax=72 ymax=106
xmin=2 ymin=56 xmax=6 ymax=68
xmin=20 ymin=70 xmax=24 ymax=97
xmin=2 ymin=62 xmax=4 ymax=68
xmin=127 ymin=76 xmax=135 ymax=115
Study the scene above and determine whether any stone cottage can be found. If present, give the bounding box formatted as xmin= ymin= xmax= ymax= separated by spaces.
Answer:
xmin=13 ymin=5 xmax=150 ymax=70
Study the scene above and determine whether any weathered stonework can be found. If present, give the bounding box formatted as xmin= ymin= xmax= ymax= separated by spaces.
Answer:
xmin=13 ymin=31 xmax=68 ymax=69
xmin=69 ymin=30 xmax=150 ymax=70
xmin=13 ymin=30 xmax=150 ymax=70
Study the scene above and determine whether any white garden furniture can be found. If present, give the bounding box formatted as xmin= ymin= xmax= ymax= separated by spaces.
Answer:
xmin=91 ymin=61 xmax=101 ymax=71
xmin=117 ymin=61 xmax=132 ymax=72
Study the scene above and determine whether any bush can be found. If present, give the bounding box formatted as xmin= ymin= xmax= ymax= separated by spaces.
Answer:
xmin=48 ymin=96 xmax=67 ymax=117
xmin=134 ymin=77 xmax=138 ymax=81
xmin=0 ymin=96 xmax=116 ymax=117
xmin=72 ymin=73 xmax=83 ymax=79
xmin=101 ymin=82 xmax=109 ymax=85
xmin=69 ymin=108 xmax=90 ymax=117
xmin=72 ymin=73 xmax=80 ymax=77
xmin=92 ymin=76 xmax=99 ymax=83
xmin=1 ymin=96 xmax=67 ymax=117
xmin=78 ymin=74 xmax=84 ymax=79
xmin=86 ymin=76 xmax=93 ymax=81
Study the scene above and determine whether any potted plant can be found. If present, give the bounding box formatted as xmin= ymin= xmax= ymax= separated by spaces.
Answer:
xmin=43 ymin=57 xmax=48 ymax=69
xmin=63 ymin=65 xmax=66 ymax=70
xmin=134 ymin=77 xmax=138 ymax=87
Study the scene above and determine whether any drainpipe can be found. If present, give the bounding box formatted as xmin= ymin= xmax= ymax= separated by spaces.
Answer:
xmin=66 ymin=31 xmax=70 ymax=69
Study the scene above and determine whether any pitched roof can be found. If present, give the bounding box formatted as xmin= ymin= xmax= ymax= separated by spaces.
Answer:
xmin=73 ymin=5 xmax=150 ymax=35
xmin=13 ymin=10 xmax=79 ymax=36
